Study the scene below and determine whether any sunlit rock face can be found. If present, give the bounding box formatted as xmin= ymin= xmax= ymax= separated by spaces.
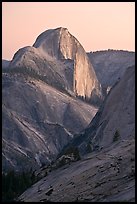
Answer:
xmin=33 ymin=27 xmax=102 ymax=101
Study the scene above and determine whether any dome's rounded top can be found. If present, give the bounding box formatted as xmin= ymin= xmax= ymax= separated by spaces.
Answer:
xmin=32 ymin=27 xmax=76 ymax=59
xmin=33 ymin=27 xmax=69 ymax=47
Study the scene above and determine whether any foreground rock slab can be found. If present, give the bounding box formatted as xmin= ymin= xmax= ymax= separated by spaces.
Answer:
xmin=18 ymin=139 xmax=135 ymax=202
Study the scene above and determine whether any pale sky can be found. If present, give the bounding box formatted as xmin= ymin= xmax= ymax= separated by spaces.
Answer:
xmin=2 ymin=2 xmax=135 ymax=60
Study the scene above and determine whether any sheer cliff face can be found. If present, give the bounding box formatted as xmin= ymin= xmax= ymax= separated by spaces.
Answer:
xmin=74 ymin=50 xmax=99 ymax=99
xmin=33 ymin=27 xmax=102 ymax=100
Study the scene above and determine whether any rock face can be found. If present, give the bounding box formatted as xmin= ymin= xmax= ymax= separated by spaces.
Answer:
xmin=33 ymin=27 xmax=102 ymax=100
xmin=89 ymin=65 xmax=135 ymax=149
xmin=2 ymin=73 xmax=97 ymax=172
xmin=9 ymin=27 xmax=102 ymax=103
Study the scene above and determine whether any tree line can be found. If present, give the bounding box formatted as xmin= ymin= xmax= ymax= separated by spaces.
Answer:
xmin=2 ymin=169 xmax=39 ymax=202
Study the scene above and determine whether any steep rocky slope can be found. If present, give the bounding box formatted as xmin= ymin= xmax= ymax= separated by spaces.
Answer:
xmin=88 ymin=65 xmax=135 ymax=149
xmin=2 ymin=73 xmax=97 ymax=172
